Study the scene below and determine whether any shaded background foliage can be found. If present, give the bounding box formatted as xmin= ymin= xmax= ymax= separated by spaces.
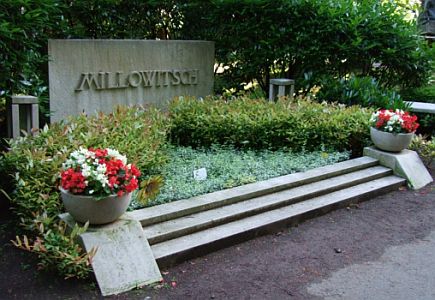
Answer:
xmin=0 ymin=0 xmax=433 ymax=106
xmin=181 ymin=0 xmax=433 ymax=94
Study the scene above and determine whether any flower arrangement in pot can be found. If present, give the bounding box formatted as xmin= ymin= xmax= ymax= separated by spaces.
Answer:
xmin=60 ymin=147 xmax=141 ymax=225
xmin=369 ymin=109 xmax=419 ymax=152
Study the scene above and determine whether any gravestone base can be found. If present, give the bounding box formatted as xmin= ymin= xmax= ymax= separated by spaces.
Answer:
xmin=59 ymin=213 xmax=162 ymax=296
xmin=364 ymin=147 xmax=433 ymax=190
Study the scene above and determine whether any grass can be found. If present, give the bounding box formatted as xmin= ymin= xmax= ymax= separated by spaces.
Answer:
xmin=130 ymin=145 xmax=350 ymax=209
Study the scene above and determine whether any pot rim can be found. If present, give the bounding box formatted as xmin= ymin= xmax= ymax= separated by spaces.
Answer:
xmin=370 ymin=126 xmax=415 ymax=136
xmin=59 ymin=187 xmax=123 ymax=199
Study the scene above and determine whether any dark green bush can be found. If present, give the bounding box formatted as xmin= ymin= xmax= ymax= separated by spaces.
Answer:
xmin=0 ymin=0 xmax=67 ymax=117
xmin=1 ymin=0 xmax=432 ymax=115
xmin=0 ymin=106 xmax=168 ymax=278
xmin=316 ymin=75 xmax=409 ymax=110
xmin=400 ymin=85 xmax=435 ymax=104
xmin=169 ymin=96 xmax=372 ymax=156
xmin=181 ymin=0 xmax=433 ymax=94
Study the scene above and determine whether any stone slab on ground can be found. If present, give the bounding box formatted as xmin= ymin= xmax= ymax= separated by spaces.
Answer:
xmin=364 ymin=147 xmax=433 ymax=189
xmin=60 ymin=213 xmax=162 ymax=296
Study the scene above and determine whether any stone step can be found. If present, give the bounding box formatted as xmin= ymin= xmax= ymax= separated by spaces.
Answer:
xmin=151 ymin=175 xmax=405 ymax=267
xmin=129 ymin=157 xmax=378 ymax=226
xmin=143 ymin=166 xmax=392 ymax=245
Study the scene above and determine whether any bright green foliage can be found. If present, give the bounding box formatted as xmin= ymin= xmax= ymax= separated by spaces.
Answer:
xmin=169 ymin=96 xmax=372 ymax=156
xmin=409 ymin=134 xmax=435 ymax=167
xmin=316 ymin=75 xmax=410 ymax=110
xmin=131 ymin=145 xmax=350 ymax=208
xmin=0 ymin=106 xmax=168 ymax=278
xmin=181 ymin=0 xmax=432 ymax=93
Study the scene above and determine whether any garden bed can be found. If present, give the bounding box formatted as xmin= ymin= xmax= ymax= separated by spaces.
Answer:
xmin=132 ymin=146 xmax=350 ymax=208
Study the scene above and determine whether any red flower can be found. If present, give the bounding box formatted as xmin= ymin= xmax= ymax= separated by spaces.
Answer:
xmin=61 ymin=168 xmax=87 ymax=193
xmin=90 ymin=148 xmax=108 ymax=158
xmin=130 ymin=165 xmax=141 ymax=177
xmin=60 ymin=148 xmax=141 ymax=197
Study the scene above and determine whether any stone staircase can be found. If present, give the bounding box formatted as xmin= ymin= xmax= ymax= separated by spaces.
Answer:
xmin=129 ymin=156 xmax=406 ymax=268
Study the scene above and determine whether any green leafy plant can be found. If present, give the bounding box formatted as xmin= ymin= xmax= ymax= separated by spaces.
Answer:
xmin=316 ymin=75 xmax=410 ymax=110
xmin=1 ymin=106 xmax=168 ymax=278
xmin=13 ymin=219 xmax=97 ymax=279
xmin=409 ymin=135 xmax=435 ymax=167
xmin=180 ymin=0 xmax=432 ymax=94
xmin=400 ymin=85 xmax=435 ymax=104
xmin=399 ymin=85 xmax=435 ymax=136
xmin=169 ymin=96 xmax=372 ymax=156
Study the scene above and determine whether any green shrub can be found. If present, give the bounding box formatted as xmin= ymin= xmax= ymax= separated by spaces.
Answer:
xmin=169 ymin=96 xmax=372 ymax=156
xmin=409 ymin=135 xmax=435 ymax=167
xmin=181 ymin=0 xmax=433 ymax=94
xmin=131 ymin=145 xmax=350 ymax=208
xmin=400 ymin=85 xmax=435 ymax=104
xmin=0 ymin=106 xmax=168 ymax=279
xmin=316 ymin=75 xmax=409 ymax=110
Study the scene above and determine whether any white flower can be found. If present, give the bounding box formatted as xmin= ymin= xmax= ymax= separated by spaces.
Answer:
xmin=107 ymin=148 xmax=127 ymax=164
xmin=96 ymin=173 xmax=109 ymax=187
xmin=81 ymin=164 xmax=92 ymax=177
xmin=96 ymin=163 xmax=107 ymax=174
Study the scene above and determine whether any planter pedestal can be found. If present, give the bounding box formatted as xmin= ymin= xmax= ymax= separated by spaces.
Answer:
xmin=364 ymin=147 xmax=433 ymax=190
xmin=59 ymin=213 xmax=162 ymax=296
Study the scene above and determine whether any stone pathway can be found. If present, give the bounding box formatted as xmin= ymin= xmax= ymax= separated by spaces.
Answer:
xmin=307 ymin=230 xmax=435 ymax=300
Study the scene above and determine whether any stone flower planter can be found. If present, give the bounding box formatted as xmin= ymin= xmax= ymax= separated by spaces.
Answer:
xmin=60 ymin=188 xmax=132 ymax=225
xmin=370 ymin=127 xmax=414 ymax=152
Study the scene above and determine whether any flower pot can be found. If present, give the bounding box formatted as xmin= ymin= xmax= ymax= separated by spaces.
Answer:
xmin=370 ymin=127 xmax=414 ymax=152
xmin=60 ymin=188 xmax=132 ymax=225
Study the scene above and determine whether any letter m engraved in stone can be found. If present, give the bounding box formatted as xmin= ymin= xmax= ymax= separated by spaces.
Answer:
xmin=75 ymin=73 xmax=101 ymax=91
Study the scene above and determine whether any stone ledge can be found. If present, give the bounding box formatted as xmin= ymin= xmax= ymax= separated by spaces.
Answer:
xmin=363 ymin=147 xmax=433 ymax=190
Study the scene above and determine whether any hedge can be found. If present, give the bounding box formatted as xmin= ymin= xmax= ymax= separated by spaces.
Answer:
xmin=169 ymin=96 xmax=373 ymax=156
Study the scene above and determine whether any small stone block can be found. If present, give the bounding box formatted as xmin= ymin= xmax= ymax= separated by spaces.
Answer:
xmin=404 ymin=101 xmax=435 ymax=114
xmin=363 ymin=147 xmax=433 ymax=190
xmin=60 ymin=213 xmax=162 ymax=296
xmin=11 ymin=95 xmax=38 ymax=104
xmin=270 ymin=78 xmax=295 ymax=85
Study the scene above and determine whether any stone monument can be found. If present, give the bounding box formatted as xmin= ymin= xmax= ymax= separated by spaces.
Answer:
xmin=48 ymin=39 xmax=214 ymax=122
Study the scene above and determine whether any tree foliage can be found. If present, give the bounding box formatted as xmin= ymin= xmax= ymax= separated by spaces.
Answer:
xmin=180 ymin=0 xmax=433 ymax=94
xmin=0 ymin=0 xmax=432 ymax=107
